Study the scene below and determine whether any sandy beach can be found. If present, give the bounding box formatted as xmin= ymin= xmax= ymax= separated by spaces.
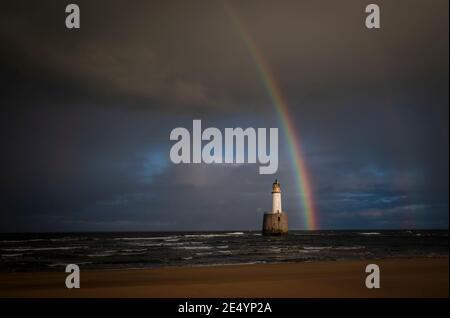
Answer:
xmin=0 ymin=258 xmax=447 ymax=298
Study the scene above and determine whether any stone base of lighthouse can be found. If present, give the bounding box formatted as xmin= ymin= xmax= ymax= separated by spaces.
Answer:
xmin=262 ymin=212 xmax=288 ymax=236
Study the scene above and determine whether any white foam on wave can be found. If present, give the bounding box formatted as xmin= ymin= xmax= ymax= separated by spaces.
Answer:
xmin=218 ymin=250 xmax=234 ymax=254
xmin=303 ymin=246 xmax=332 ymax=250
xmin=50 ymin=237 xmax=85 ymax=242
xmin=184 ymin=232 xmax=245 ymax=239
xmin=334 ymin=246 xmax=365 ymax=250
xmin=359 ymin=232 xmax=381 ymax=235
xmin=165 ymin=241 xmax=203 ymax=247
xmin=87 ymin=250 xmax=117 ymax=257
xmin=121 ymin=248 xmax=147 ymax=253
xmin=114 ymin=236 xmax=179 ymax=241
xmin=173 ymin=246 xmax=212 ymax=250
xmin=1 ymin=253 xmax=23 ymax=257
xmin=129 ymin=242 xmax=164 ymax=247
xmin=0 ymin=239 xmax=46 ymax=243
xmin=2 ymin=246 xmax=87 ymax=252
xmin=118 ymin=251 xmax=147 ymax=256
xmin=130 ymin=241 xmax=204 ymax=247
xmin=298 ymin=249 xmax=317 ymax=253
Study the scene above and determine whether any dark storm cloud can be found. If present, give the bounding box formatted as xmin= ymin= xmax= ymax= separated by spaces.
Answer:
xmin=1 ymin=0 xmax=447 ymax=111
xmin=0 ymin=0 xmax=268 ymax=112
xmin=0 ymin=0 xmax=448 ymax=231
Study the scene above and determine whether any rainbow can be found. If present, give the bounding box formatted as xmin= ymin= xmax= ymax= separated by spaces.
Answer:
xmin=223 ymin=2 xmax=318 ymax=230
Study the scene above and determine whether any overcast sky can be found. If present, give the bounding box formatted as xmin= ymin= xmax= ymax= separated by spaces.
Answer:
xmin=0 ymin=0 xmax=448 ymax=232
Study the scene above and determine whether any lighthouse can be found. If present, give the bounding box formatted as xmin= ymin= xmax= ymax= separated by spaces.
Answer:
xmin=262 ymin=180 xmax=288 ymax=235
xmin=272 ymin=179 xmax=282 ymax=213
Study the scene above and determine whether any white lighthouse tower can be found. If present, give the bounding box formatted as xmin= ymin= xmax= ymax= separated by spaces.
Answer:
xmin=262 ymin=179 xmax=288 ymax=235
xmin=272 ymin=179 xmax=282 ymax=213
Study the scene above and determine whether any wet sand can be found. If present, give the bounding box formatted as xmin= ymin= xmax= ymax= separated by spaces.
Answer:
xmin=0 ymin=258 xmax=447 ymax=298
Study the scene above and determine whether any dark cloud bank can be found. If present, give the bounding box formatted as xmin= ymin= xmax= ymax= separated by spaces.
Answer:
xmin=0 ymin=0 xmax=448 ymax=232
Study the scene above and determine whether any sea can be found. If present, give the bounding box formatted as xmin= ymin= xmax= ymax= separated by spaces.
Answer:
xmin=0 ymin=230 xmax=448 ymax=272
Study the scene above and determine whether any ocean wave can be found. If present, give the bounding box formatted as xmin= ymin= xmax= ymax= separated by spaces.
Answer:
xmin=192 ymin=261 xmax=266 ymax=267
xmin=2 ymin=246 xmax=87 ymax=252
xmin=130 ymin=241 xmax=204 ymax=247
xmin=303 ymin=246 xmax=332 ymax=250
xmin=87 ymin=250 xmax=117 ymax=257
xmin=161 ymin=242 xmax=186 ymax=247
xmin=334 ymin=246 xmax=365 ymax=250
xmin=118 ymin=251 xmax=147 ymax=256
xmin=117 ymin=248 xmax=148 ymax=256
xmin=47 ymin=263 xmax=69 ymax=267
xmin=50 ymin=237 xmax=85 ymax=242
xmin=184 ymin=232 xmax=245 ymax=238
xmin=87 ymin=249 xmax=149 ymax=257
xmin=126 ymin=242 xmax=164 ymax=247
xmin=195 ymin=252 xmax=213 ymax=256
xmin=48 ymin=261 xmax=93 ymax=267
xmin=218 ymin=250 xmax=234 ymax=254
xmin=0 ymin=239 xmax=46 ymax=243
xmin=114 ymin=236 xmax=179 ymax=241
xmin=173 ymin=246 xmax=213 ymax=250
xmin=121 ymin=248 xmax=147 ymax=253
xmin=1 ymin=230 xmax=446 ymax=272
xmin=298 ymin=249 xmax=319 ymax=253
xmin=163 ymin=241 xmax=204 ymax=247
